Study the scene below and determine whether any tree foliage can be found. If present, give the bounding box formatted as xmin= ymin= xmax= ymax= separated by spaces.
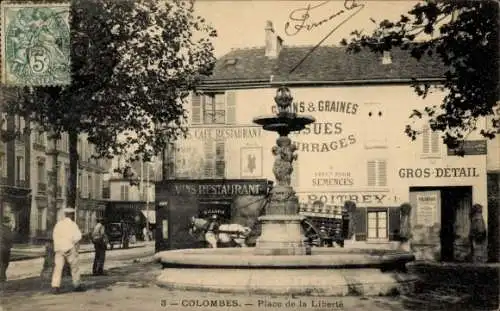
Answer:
xmin=341 ymin=0 xmax=499 ymax=150
xmin=13 ymin=0 xmax=216 ymax=159
xmin=8 ymin=0 xmax=216 ymax=208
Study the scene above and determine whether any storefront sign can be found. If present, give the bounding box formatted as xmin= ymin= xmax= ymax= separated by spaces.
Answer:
xmin=416 ymin=193 xmax=438 ymax=225
xmin=447 ymin=140 xmax=487 ymax=156
xmin=298 ymin=191 xmax=392 ymax=206
xmin=186 ymin=127 xmax=262 ymax=140
xmin=398 ymin=167 xmax=479 ymax=178
xmin=269 ymin=100 xmax=360 ymax=153
xmin=164 ymin=180 xmax=269 ymax=196
xmin=271 ymin=100 xmax=359 ymax=115
xmin=311 ymin=171 xmax=354 ymax=187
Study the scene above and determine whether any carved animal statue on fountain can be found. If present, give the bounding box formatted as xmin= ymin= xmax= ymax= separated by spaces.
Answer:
xmin=469 ymin=204 xmax=487 ymax=263
xmin=274 ymin=86 xmax=294 ymax=114
xmin=272 ymin=137 xmax=298 ymax=186
xmin=399 ymin=203 xmax=413 ymax=252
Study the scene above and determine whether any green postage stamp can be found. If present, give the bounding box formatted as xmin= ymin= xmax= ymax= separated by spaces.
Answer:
xmin=1 ymin=2 xmax=71 ymax=86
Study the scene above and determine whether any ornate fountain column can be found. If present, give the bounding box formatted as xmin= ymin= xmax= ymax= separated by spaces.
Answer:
xmin=253 ymin=86 xmax=315 ymax=255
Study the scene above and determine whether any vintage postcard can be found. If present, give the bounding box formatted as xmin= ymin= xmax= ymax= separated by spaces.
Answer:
xmin=0 ymin=0 xmax=498 ymax=311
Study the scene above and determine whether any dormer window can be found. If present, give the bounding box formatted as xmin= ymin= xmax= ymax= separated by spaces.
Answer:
xmin=224 ymin=58 xmax=238 ymax=66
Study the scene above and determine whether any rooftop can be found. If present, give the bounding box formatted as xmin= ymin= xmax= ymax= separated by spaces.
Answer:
xmin=202 ymin=45 xmax=445 ymax=87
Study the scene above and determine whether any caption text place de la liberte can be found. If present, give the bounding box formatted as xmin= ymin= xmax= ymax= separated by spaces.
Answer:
xmin=162 ymin=298 xmax=344 ymax=309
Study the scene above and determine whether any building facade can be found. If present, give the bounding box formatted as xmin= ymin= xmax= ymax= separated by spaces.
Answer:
xmin=103 ymin=159 xmax=158 ymax=237
xmin=163 ymin=21 xmax=494 ymax=261
xmin=1 ymin=88 xmax=110 ymax=242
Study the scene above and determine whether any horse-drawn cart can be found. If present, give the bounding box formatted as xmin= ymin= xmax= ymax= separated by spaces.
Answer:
xmin=300 ymin=204 xmax=345 ymax=247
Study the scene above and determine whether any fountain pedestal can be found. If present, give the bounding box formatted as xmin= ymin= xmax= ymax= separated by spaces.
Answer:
xmin=254 ymin=185 xmax=307 ymax=255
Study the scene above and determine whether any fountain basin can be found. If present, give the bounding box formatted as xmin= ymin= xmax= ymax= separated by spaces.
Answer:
xmin=155 ymin=247 xmax=417 ymax=296
xmin=155 ymin=247 xmax=414 ymax=268
xmin=253 ymin=114 xmax=315 ymax=133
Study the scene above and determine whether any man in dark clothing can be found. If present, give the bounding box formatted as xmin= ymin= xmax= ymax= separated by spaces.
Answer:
xmin=0 ymin=216 xmax=13 ymax=282
xmin=91 ymin=217 xmax=107 ymax=275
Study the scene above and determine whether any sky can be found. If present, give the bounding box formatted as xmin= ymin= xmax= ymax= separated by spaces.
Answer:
xmin=194 ymin=0 xmax=419 ymax=58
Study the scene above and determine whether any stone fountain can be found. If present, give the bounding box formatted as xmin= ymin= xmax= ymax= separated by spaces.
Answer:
xmin=252 ymin=86 xmax=314 ymax=256
xmin=155 ymin=86 xmax=417 ymax=296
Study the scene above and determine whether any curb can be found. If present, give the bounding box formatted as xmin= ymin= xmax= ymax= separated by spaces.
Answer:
xmin=10 ymin=243 xmax=152 ymax=262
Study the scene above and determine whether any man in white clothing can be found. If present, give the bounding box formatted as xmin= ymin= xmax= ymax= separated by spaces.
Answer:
xmin=51 ymin=207 xmax=85 ymax=293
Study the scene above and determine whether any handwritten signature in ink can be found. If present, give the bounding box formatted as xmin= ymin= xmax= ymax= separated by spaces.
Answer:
xmin=285 ymin=0 xmax=365 ymax=36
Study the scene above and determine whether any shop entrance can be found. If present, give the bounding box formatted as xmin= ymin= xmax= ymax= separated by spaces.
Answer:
xmin=410 ymin=186 xmax=472 ymax=262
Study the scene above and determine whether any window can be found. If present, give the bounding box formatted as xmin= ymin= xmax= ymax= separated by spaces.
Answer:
xmin=165 ymin=144 xmax=176 ymax=179
xmin=81 ymin=171 xmax=87 ymax=198
xmin=61 ymin=133 xmax=69 ymax=152
xmin=16 ymin=156 xmax=25 ymax=182
xmin=191 ymin=92 xmax=236 ymax=125
xmin=364 ymin=103 xmax=387 ymax=148
xmin=88 ymin=174 xmax=93 ymax=199
xmin=120 ymin=184 xmax=129 ymax=200
xmin=203 ymin=140 xmax=226 ymax=178
xmin=64 ymin=165 xmax=69 ymax=197
xmin=34 ymin=129 xmax=46 ymax=146
xmin=37 ymin=208 xmax=45 ymax=231
xmin=203 ymin=141 xmax=215 ymax=178
xmin=367 ymin=210 xmax=388 ymax=239
xmin=37 ymin=159 xmax=46 ymax=192
xmin=0 ymin=152 xmax=6 ymax=179
xmin=422 ymin=125 xmax=440 ymax=157
xmin=78 ymin=139 xmax=83 ymax=161
xmin=204 ymin=94 xmax=225 ymax=124
xmin=367 ymin=160 xmax=387 ymax=187
xmin=215 ymin=140 xmax=225 ymax=178
xmin=14 ymin=115 xmax=25 ymax=134
xmin=95 ymin=175 xmax=101 ymax=200
xmin=78 ymin=171 xmax=82 ymax=195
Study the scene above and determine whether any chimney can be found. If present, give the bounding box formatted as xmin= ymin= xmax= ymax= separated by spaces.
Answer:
xmin=265 ymin=21 xmax=282 ymax=58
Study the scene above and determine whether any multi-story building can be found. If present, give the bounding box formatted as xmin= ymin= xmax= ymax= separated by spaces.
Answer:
xmin=103 ymin=158 xmax=158 ymax=235
xmin=161 ymin=21 xmax=496 ymax=261
xmin=0 ymin=88 xmax=110 ymax=242
xmin=0 ymin=89 xmax=32 ymax=243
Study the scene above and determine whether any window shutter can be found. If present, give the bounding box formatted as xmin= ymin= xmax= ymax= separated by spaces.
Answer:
xmin=367 ymin=161 xmax=376 ymax=186
xmin=191 ymin=94 xmax=202 ymax=125
xmin=388 ymin=206 xmax=401 ymax=241
xmin=422 ymin=126 xmax=430 ymax=154
xmin=226 ymin=91 xmax=236 ymax=124
xmin=354 ymin=207 xmax=367 ymax=241
xmin=215 ymin=140 xmax=225 ymax=178
xmin=378 ymin=160 xmax=387 ymax=186
xmin=431 ymin=131 xmax=440 ymax=154
xmin=204 ymin=140 xmax=215 ymax=178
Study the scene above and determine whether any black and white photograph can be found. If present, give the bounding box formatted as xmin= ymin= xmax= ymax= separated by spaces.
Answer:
xmin=0 ymin=0 xmax=499 ymax=310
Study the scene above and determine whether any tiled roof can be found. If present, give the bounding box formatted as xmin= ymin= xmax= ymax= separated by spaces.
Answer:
xmin=204 ymin=47 xmax=276 ymax=82
xmin=202 ymin=45 xmax=445 ymax=85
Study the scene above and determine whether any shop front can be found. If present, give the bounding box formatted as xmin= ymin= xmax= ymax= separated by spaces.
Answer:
xmin=397 ymin=162 xmax=488 ymax=261
xmin=155 ymin=179 xmax=271 ymax=252
xmin=0 ymin=185 xmax=31 ymax=243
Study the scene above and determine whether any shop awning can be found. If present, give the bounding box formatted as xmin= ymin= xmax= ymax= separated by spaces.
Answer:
xmin=141 ymin=210 xmax=156 ymax=224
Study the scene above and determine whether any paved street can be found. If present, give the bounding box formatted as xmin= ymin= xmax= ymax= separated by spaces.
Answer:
xmin=6 ymin=242 xmax=155 ymax=281
xmin=0 ymin=260 xmax=409 ymax=311
xmin=0 ymin=244 xmax=486 ymax=311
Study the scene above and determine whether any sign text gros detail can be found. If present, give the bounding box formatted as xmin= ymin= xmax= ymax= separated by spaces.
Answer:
xmin=273 ymin=100 xmax=359 ymax=153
